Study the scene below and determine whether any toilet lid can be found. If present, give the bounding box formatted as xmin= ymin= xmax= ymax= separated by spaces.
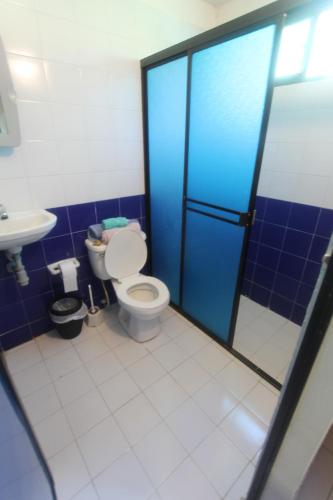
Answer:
xmin=104 ymin=229 xmax=147 ymax=279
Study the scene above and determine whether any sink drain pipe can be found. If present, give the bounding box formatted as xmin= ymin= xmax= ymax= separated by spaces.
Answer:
xmin=6 ymin=247 xmax=30 ymax=286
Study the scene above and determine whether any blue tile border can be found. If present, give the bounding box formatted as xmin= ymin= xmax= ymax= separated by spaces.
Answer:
xmin=0 ymin=194 xmax=145 ymax=350
xmin=244 ymin=195 xmax=333 ymax=325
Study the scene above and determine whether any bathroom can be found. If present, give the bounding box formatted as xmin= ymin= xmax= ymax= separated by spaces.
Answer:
xmin=0 ymin=0 xmax=333 ymax=499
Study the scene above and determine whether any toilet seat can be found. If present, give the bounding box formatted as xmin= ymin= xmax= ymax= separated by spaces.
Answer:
xmin=104 ymin=229 xmax=147 ymax=279
xmin=115 ymin=275 xmax=169 ymax=311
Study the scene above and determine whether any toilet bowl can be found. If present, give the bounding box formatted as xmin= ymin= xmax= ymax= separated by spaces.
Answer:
xmin=85 ymin=229 xmax=169 ymax=342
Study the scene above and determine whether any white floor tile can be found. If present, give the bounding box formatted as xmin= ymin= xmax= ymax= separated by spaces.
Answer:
xmin=225 ymin=462 xmax=255 ymax=500
xmin=5 ymin=340 xmax=42 ymax=374
xmin=71 ymin=483 xmax=99 ymax=500
xmin=216 ymin=361 xmax=259 ymax=400
xmin=144 ymin=374 xmax=188 ymax=418
xmin=153 ymin=341 xmax=189 ymax=371
xmin=45 ymin=347 xmax=82 ymax=381
xmin=22 ymin=383 xmax=61 ymax=425
xmin=166 ymin=399 xmax=214 ymax=453
xmin=192 ymin=429 xmax=248 ymax=498
xmin=36 ymin=330 xmax=72 ymax=359
xmin=220 ymin=405 xmax=267 ymax=460
xmin=114 ymin=393 xmax=161 ymax=445
xmin=252 ymin=342 xmax=289 ymax=379
xmin=160 ymin=307 xmax=175 ymax=322
xmin=74 ymin=334 xmax=109 ymax=363
xmin=94 ymin=450 xmax=153 ymax=500
xmin=194 ymin=343 xmax=231 ymax=375
xmin=85 ymin=350 xmax=123 ymax=385
xmin=48 ymin=442 xmax=90 ymax=500
xmin=171 ymin=358 xmax=211 ymax=395
xmin=77 ymin=415 xmax=129 ymax=478
xmin=145 ymin=331 xmax=171 ymax=352
xmin=193 ymin=379 xmax=238 ymax=424
xmin=54 ymin=366 xmax=94 ymax=406
xmin=99 ymin=321 xmax=130 ymax=349
xmin=114 ymin=340 xmax=148 ymax=368
xmin=127 ymin=354 xmax=166 ymax=390
xmin=234 ymin=297 xmax=302 ymax=384
xmin=34 ymin=409 xmax=74 ymax=458
xmin=99 ymin=370 xmax=139 ymax=412
xmin=11 ymin=361 xmax=51 ymax=397
xmin=64 ymin=388 xmax=110 ymax=438
xmin=174 ymin=327 xmax=208 ymax=356
xmin=134 ymin=422 xmax=187 ymax=488
xmin=161 ymin=315 xmax=190 ymax=339
xmin=158 ymin=457 xmax=220 ymax=500
xmin=243 ymin=383 xmax=278 ymax=426
xmin=71 ymin=324 xmax=99 ymax=345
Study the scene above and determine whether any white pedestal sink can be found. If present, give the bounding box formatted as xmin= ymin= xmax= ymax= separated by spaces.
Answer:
xmin=0 ymin=209 xmax=57 ymax=285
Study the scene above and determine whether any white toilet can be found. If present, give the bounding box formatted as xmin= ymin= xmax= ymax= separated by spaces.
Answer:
xmin=85 ymin=229 xmax=169 ymax=342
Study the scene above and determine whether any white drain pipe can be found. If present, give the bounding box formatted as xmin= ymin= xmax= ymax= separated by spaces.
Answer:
xmin=6 ymin=247 xmax=29 ymax=286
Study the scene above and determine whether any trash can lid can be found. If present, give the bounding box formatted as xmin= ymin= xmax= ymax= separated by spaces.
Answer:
xmin=50 ymin=296 xmax=82 ymax=316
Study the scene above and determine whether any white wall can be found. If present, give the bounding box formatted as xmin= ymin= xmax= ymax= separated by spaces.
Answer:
xmin=261 ymin=313 xmax=333 ymax=500
xmin=258 ymin=79 xmax=333 ymax=209
xmin=0 ymin=0 xmax=216 ymax=211
xmin=216 ymin=0 xmax=273 ymax=24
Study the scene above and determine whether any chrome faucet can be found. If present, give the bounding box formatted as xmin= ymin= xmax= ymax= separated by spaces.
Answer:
xmin=0 ymin=204 xmax=8 ymax=220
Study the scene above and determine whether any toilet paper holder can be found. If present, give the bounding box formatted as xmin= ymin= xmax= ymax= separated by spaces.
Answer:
xmin=47 ymin=258 xmax=80 ymax=276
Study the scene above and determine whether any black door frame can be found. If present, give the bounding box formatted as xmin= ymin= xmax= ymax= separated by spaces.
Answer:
xmin=141 ymin=0 xmax=330 ymax=390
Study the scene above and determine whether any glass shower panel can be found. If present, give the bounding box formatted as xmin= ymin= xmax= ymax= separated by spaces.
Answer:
xmin=147 ymin=57 xmax=187 ymax=304
xmin=183 ymin=24 xmax=277 ymax=342
xmin=183 ymin=210 xmax=244 ymax=342
xmin=187 ymin=25 xmax=276 ymax=212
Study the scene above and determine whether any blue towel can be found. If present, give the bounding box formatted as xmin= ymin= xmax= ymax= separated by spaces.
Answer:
xmin=88 ymin=224 xmax=103 ymax=240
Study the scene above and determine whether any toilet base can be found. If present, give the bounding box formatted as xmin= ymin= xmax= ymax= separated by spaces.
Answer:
xmin=118 ymin=307 xmax=161 ymax=342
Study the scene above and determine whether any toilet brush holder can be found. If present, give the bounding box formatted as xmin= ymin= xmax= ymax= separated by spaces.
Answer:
xmin=85 ymin=306 xmax=104 ymax=328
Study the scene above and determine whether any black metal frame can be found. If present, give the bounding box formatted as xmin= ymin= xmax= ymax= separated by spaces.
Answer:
xmin=141 ymin=0 xmax=331 ymax=390
xmin=247 ymin=244 xmax=333 ymax=499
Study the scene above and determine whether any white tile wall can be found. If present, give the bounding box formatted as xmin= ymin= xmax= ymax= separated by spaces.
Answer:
xmin=258 ymin=76 xmax=333 ymax=210
xmin=0 ymin=0 xmax=216 ymax=211
xmin=216 ymin=0 xmax=273 ymax=24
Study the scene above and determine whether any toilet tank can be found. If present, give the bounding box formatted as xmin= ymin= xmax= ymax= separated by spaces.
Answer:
xmin=85 ymin=240 xmax=109 ymax=280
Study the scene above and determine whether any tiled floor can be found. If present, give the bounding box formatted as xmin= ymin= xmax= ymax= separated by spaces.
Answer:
xmin=5 ymin=305 xmax=279 ymax=500
xmin=233 ymin=296 xmax=302 ymax=383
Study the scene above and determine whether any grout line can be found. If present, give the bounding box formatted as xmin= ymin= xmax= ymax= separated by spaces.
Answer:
xmin=9 ymin=310 xmax=280 ymax=497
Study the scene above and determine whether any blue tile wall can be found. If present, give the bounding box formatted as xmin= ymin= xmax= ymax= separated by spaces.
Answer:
xmin=243 ymin=196 xmax=333 ymax=326
xmin=0 ymin=195 xmax=146 ymax=351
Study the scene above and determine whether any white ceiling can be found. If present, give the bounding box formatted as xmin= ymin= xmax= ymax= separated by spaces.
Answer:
xmin=203 ymin=0 xmax=230 ymax=6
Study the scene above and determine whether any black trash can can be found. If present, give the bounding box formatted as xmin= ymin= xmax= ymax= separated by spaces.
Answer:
xmin=49 ymin=296 xmax=88 ymax=339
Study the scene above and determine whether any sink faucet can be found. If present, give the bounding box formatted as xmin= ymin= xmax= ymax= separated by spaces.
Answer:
xmin=0 ymin=204 xmax=8 ymax=220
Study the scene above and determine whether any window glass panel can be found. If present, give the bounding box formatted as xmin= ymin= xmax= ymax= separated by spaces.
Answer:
xmin=275 ymin=19 xmax=310 ymax=78
xmin=307 ymin=8 xmax=333 ymax=78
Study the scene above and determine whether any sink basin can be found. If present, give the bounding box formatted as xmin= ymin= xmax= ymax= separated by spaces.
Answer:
xmin=0 ymin=210 xmax=57 ymax=251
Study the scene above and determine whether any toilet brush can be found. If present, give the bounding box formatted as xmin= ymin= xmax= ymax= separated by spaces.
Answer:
xmin=85 ymin=284 xmax=104 ymax=327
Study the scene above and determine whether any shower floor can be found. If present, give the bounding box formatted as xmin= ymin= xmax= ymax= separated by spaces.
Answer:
xmin=5 ymin=305 xmax=278 ymax=500
xmin=234 ymin=295 xmax=302 ymax=384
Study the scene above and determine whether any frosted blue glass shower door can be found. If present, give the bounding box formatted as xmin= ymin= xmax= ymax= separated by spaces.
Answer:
xmin=147 ymin=57 xmax=188 ymax=304
xmin=182 ymin=25 xmax=277 ymax=343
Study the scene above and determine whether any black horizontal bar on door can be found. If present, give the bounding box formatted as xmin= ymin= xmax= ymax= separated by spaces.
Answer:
xmin=186 ymin=207 xmax=242 ymax=226
xmin=185 ymin=197 xmax=243 ymax=216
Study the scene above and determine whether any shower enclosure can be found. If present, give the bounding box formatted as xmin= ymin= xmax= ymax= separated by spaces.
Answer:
xmin=142 ymin=8 xmax=284 ymax=379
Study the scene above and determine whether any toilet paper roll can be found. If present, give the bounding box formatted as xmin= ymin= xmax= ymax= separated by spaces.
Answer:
xmin=59 ymin=260 xmax=78 ymax=293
